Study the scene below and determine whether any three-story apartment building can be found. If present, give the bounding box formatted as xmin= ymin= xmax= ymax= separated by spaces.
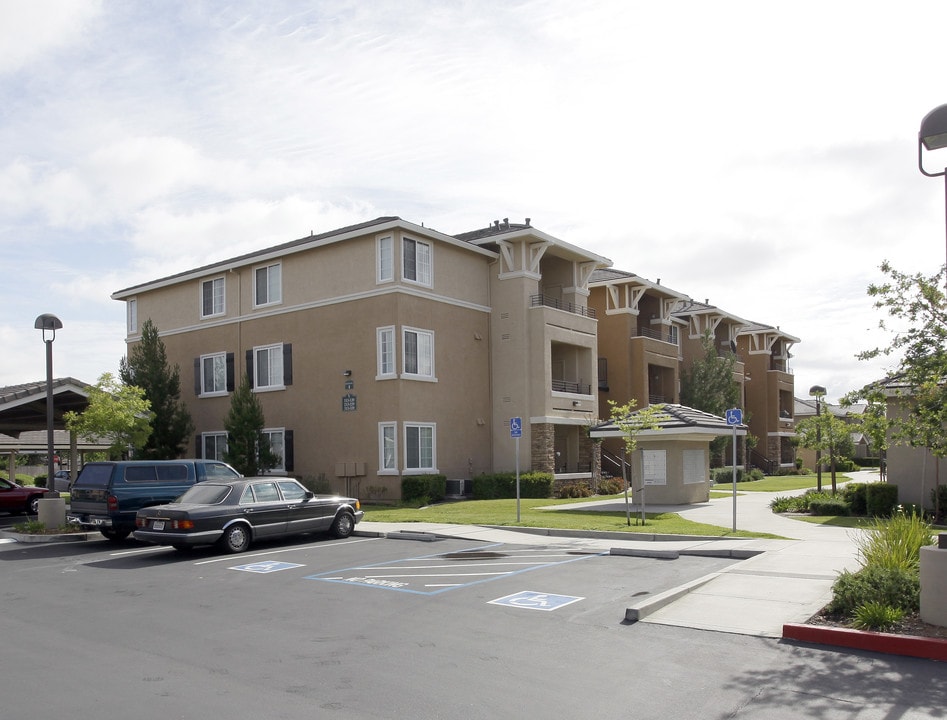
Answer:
xmin=112 ymin=217 xmax=610 ymax=499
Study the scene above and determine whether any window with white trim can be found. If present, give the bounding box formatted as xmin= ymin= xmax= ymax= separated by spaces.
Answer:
xmin=200 ymin=352 xmax=228 ymax=395
xmin=254 ymin=344 xmax=285 ymax=389
xmin=254 ymin=262 xmax=282 ymax=307
xmin=377 ymin=326 xmax=395 ymax=378
xmin=402 ymin=237 xmax=432 ymax=286
xmin=379 ymin=422 xmax=397 ymax=473
xmin=202 ymin=432 xmax=228 ymax=461
xmin=201 ymin=277 xmax=225 ymax=318
xmin=127 ymin=299 xmax=138 ymax=334
xmin=404 ymin=423 xmax=435 ymax=471
xmin=263 ymin=428 xmax=285 ymax=472
xmin=402 ymin=327 xmax=434 ymax=379
xmin=377 ymin=235 xmax=393 ymax=283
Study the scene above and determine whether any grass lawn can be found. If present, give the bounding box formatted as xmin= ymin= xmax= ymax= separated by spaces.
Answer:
xmin=790 ymin=514 xmax=947 ymax=531
xmin=363 ymin=497 xmax=783 ymax=538
xmin=710 ymin=474 xmax=851 ymax=494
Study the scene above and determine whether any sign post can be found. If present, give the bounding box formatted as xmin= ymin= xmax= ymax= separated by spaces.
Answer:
xmin=510 ymin=417 xmax=522 ymax=522
xmin=725 ymin=408 xmax=743 ymax=532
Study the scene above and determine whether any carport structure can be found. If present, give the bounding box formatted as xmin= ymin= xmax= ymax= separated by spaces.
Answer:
xmin=0 ymin=378 xmax=109 ymax=483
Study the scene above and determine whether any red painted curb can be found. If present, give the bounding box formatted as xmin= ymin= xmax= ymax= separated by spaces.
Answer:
xmin=783 ymin=623 xmax=947 ymax=662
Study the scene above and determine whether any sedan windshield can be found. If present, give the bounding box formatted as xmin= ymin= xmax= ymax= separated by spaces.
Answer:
xmin=176 ymin=484 xmax=231 ymax=504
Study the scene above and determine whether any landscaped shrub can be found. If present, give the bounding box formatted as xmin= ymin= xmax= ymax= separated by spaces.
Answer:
xmin=808 ymin=496 xmax=850 ymax=516
xmin=770 ymin=495 xmax=806 ymax=513
xmin=472 ymin=472 xmax=553 ymax=500
xmin=557 ymin=482 xmax=591 ymax=499
xmin=853 ymin=510 xmax=933 ymax=572
xmin=828 ymin=565 xmax=920 ymax=615
xmin=596 ymin=477 xmax=623 ymax=495
xmin=711 ymin=467 xmax=746 ymax=484
xmin=842 ymin=483 xmax=868 ymax=515
xmin=931 ymin=484 xmax=947 ymax=521
xmin=401 ymin=475 xmax=446 ymax=505
xmin=865 ymin=482 xmax=898 ymax=517
xmin=851 ymin=602 xmax=904 ymax=631
xmin=748 ymin=468 xmax=764 ymax=482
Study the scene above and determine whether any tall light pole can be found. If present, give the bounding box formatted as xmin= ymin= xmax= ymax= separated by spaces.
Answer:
xmin=809 ymin=385 xmax=826 ymax=493
xmin=35 ymin=313 xmax=63 ymax=498
xmin=918 ymin=103 xmax=947 ymax=292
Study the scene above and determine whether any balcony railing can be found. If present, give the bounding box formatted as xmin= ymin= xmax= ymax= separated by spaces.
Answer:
xmin=530 ymin=294 xmax=596 ymax=318
xmin=634 ymin=326 xmax=677 ymax=344
xmin=552 ymin=379 xmax=592 ymax=395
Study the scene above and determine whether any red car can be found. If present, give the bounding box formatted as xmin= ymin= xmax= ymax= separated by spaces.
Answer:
xmin=0 ymin=478 xmax=49 ymax=515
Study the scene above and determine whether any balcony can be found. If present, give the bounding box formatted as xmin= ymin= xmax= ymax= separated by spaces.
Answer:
xmin=530 ymin=294 xmax=596 ymax=319
xmin=552 ymin=378 xmax=592 ymax=395
xmin=635 ymin=326 xmax=677 ymax=344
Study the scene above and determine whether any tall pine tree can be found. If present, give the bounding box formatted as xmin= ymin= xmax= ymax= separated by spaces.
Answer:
xmin=119 ymin=319 xmax=194 ymax=459
xmin=223 ymin=377 xmax=279 ymax=476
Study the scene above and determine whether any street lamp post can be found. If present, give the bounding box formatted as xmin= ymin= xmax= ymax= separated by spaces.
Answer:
xmin=34 ymin=313 xmax=63 ymax=498
xmin=918 ymin=103 xmax=947 ymax=291
xmin=809 ymin=385 xmax=826 ymax=493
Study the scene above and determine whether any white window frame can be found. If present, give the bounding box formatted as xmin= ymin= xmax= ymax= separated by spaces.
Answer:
xmin=404 ymin=423 xmax=436 ymax=472
xmin=402 ymin=327 xmax=435 ymax=380
xmin=202 ymin=432 xmax=228 ymax=461
xmin=262 ymin=428 xmax=286 ymax=473
xmin=377 ymin=326 xmax=396 ymax=378
xmin=378 ymin=422 xmax=397 ymax=474
xmin=254 ymin=343 xmax=285 ymax=391
xmin=254 ymin=262 xmax=282 ymax=308
xmin=201 ymin=276 xmax=225 ymax=318
xmin=402 ymin=236 xmax=432 ymax=286
xmin=200 ymin=352 xmax=228 ymax=396
xmin=127 ymin=298 xmax=138 ymax=334
xmin=377 ymin=235 xmax=393 ymax=283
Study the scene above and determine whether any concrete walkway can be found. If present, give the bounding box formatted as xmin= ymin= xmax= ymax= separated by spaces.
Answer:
xmin=359 ymin=470 xmax=881 ymax=638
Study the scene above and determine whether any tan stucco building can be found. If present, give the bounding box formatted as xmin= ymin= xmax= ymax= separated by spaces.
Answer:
xmin=112 ymin=217 xmax=609 ymax=500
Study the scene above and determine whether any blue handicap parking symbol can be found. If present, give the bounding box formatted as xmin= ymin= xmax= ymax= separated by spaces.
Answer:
xmin=229 ymin=561 xmax=305 ymax=574
xmin=488 ymin=590 xmax=584 ymax=612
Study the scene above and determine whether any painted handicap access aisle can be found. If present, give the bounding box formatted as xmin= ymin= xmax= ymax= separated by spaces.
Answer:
xmin=306 ymin=543 xmax=606 ymax=595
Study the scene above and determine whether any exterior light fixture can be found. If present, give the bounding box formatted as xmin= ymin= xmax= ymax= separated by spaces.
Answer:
xmin=34 ymin=313 xmax=63 ymax=498
xmin=808 ymin=385 xmax=826 ymax=493
xmin=918 ymin=104 xmax=947 ymax=290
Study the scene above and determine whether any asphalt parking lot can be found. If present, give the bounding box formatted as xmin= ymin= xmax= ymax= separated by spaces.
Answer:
xmin=3 ymin=532 xmax=945 ymax=719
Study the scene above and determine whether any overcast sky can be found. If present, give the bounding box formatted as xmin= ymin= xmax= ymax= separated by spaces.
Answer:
xmin=2 ymin=0 xmax=946 ymax=405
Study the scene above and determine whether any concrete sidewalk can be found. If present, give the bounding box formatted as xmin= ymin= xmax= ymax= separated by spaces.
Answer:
xmin=360 ymin=470 xmax=881 ymax=638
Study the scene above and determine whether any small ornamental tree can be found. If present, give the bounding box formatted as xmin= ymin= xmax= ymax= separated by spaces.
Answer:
xmin=63 ymin=373 xmax=152 ymax=460
xmin=795 ymin=408 xmax=853 ymax=495
xmin=223 ymin=378 xmax=280 ymax=477
xmin=851 ymin=261 xmax=947 ymax=518
xmin=119 ymin=319 xmax=194 ymax=459
xmin=680 ymin=330 xmax=740 ymax=465
xmin=607 ymin=399 xmax=664 ymax=524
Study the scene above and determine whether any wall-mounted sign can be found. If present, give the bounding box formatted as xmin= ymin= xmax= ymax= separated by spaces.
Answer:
xmin=344 ymin=380 xmax=354 ymax=390
xmin=342 ymin=394 xmax=357 ymax=412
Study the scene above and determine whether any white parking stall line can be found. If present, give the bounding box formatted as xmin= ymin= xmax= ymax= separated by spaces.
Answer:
xmin=193 ymin=536 xmax=379 ymax=565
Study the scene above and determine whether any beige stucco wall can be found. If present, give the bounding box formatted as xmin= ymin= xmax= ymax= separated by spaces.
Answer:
xmin=629 ymin=439 xmax=712 ymax=505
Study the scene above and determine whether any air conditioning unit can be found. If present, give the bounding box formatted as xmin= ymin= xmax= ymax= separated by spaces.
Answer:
xmin=445 ymin=479 xmax=471 ymax=497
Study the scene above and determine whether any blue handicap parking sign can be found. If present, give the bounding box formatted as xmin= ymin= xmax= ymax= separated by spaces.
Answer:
xmin=725 ymin=408 xmax=742 ymax=426
xmin=488 ymin=590 xmax=584 ymax=612
xmin=229 ymin=561 xmax=305 ymax=574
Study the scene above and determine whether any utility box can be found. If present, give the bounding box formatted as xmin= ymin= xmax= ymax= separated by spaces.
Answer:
xmin=335 ymin=462 xmax=366 ymax=477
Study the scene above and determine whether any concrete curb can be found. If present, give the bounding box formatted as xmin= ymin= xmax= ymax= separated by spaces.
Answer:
xmin=483 ymin=525 xmax=733 ymax=543
xmin=624 ymin=571 xmax=722 ymax=622
xmin=1 ymin=530 xmax=95 ymax=543
xmin=783 ymin=623 xmax=947 ymax=663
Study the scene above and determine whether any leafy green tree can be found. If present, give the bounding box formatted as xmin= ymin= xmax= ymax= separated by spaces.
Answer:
xmin=680 ymin=330 xmax=740 ymax=465
xmin=851 ymin=261 xmax=947 ymax=517
xmin=119 ymin=318 xmax=194 ymax=459
xmin=796 ymin=404 xmax=854 ymax=495
xmin=63 ymin=373 xmax=152 ymax=460
xmin=607 ymin=399 xmax=664 ymax=525
xmin=223 ymin=378 xmax=280 ymax=476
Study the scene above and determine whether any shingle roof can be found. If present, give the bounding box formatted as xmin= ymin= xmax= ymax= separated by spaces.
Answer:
xmin=590 ymin=403 xmax=743 ymax=438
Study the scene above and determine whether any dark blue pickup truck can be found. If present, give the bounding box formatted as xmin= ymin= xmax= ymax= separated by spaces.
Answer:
xmin=67 ymin=460 xmax=240 ymax=540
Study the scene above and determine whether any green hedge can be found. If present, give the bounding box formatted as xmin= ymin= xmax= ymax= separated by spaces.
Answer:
xmin=828 ymin=565 xmax=920 ymax=615
xmin=866 ymin=483 xmax=898 ymax=517
xmin=809 ymin=497 xmax=850 ymax=516
xmin=842 ymin=483 xmax=868 ymax=515
xmin=472 ymin=472 xmax=554 ymax=499
xmin=401 ymin=475 xmax=446 ymax=505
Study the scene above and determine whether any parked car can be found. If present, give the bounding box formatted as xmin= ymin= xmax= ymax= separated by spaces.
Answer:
xmin=52 ymin=470 xmax=73 ymax=492
xmin=68 ymin=460 xmax=241 ymax=540
xmin=133 ymin=478 xmax=363 ymax=553
xmin=0 ymin=478 xmax=50 ymax=514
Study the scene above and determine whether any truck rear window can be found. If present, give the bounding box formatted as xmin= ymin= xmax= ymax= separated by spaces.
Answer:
xmin=74 ymin=464 xmax=112 ymax=488
xmin=124 ymin=465 xmax=190 ymax=482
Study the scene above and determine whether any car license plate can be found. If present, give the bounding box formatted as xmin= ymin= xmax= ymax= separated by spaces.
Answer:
xmin=152 ymin=520 xmax=165 ymax=531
